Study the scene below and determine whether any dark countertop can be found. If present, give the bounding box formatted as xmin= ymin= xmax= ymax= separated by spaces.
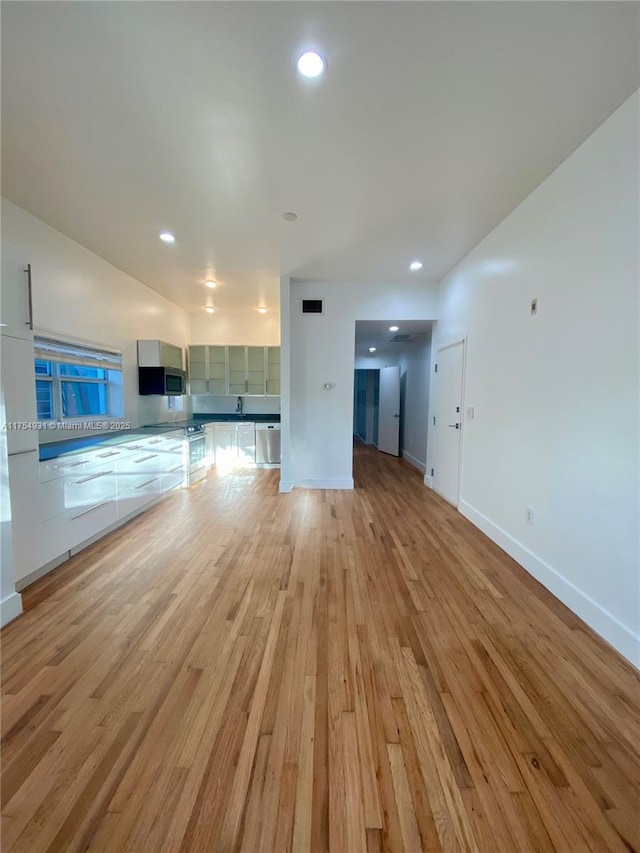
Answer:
xmin=38 ymin=413 xmax=280 ymax=461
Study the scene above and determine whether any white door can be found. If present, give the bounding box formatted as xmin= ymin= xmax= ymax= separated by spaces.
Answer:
xmin=378 ymin=366 xmax=401 ymax=456
xmin=433 ymin=341 xmax=464 ymax=506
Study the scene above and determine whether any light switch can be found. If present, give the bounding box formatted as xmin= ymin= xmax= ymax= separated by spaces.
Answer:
xmin=466 ymin=406 xmax=475 ymax=419
xmin=323 ymin=382 xmax=335 ymax=390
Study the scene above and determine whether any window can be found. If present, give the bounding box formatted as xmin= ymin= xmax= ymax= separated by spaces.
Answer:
xmin=34 ymin=337 xmax=123 ymax=422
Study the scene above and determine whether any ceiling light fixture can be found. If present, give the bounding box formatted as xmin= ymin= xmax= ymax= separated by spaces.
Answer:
xmin=409 ymin=260 xmax=423 ymax=271
xmin=205 ymin=306 xmax=215 ymax=314
xmin=159 ymin=232 xmax=175 ymax=244
xmin=389 ymin=325 xmax=399 ymax=332
xmin=205 ymin=280 xmax=216 ymax=289
xmin=282 ymin=211 xmax=298 ymax=222
xmin=297 ymin=51 xmax=326 ymax=78
xmin=369 ymin=347 xmax=377 ymax=353
xmin=257 ymin=307 xmax=267 ymax=314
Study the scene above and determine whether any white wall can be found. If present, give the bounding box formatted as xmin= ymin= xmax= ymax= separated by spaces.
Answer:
xmin=2 ymin=200 xmax=191 ymax=433
xmin=191 ymin=395 xmax=280 ymax=416
xmin=191 ymin=313 xmax=280 ymax=346
xmin=281 ymin=280 xmax=439 ymax=490
xmin=399 ymin=333 xmax=432 ymax=473
xmin=427 ymin=93 xmax=639 ymax=665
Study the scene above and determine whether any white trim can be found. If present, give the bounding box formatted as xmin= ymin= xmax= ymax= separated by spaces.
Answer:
xmin=423 ymin=474 xmax=433 ymax=488
xmin=459 ymin=499 xmax=640 ymax=669
xmin=279 ymin=480 xmax=295 ymax=493
xmin=0 ymin=592 xmax=23 ymax=627
xmin=281 ymin=478 xmax=354 ymax=491
xmin=402 ymin=450 xmax=426 ymax=474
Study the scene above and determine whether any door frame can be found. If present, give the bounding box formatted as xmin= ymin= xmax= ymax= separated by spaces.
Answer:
xmin=432 ymin=337 xmax=467 ymax=508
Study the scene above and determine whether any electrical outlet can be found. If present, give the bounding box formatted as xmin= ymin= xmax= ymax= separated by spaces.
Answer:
xmin=526 ymin=506 xmax=535 ymax=526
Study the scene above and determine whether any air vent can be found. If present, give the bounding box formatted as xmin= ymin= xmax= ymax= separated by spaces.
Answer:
xmin=301 ymin=299 xmax=324 ymax=315
xmin=390 ymin=333 xmax=415 ymax=342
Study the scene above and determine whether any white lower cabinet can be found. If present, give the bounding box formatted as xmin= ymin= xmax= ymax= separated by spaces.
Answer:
xmin=19 ymin=430 xmax=187 ymax=588
xmin=211 ymin=422 xmax=256 ymax=468
xmin=9 ymin=451 xmax=45 ymax=583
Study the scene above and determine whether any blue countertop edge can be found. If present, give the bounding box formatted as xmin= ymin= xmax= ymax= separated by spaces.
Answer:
xmin=38 ymin=414 xmax=280 ymax=461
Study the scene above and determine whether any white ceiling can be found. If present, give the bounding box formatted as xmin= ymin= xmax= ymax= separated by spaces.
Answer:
xmin=355 ymin=320 xmax=433 ymax=362
xmin=2 ymin=3 xmax=638 ymax=318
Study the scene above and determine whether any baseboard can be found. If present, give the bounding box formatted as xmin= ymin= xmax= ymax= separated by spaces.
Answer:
xmin=424 ymin=474 xmax=433 ymax=488
xmin=1 ymin=592 xmax=23 ymax=627
xmin=402 ymin=451 xmax=426 ymax=474
xmin=459 ymin=500 xmax=640 ymax=668
xmin=281 ymin=478 xmax=354 ymax=491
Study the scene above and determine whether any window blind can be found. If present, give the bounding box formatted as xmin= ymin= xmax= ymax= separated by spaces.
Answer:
xmin=34 ymin=337 xmax=122 ymax=371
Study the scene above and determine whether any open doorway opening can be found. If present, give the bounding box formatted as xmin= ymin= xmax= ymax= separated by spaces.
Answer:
xmin=353 ymin=320 xmax=433 ymax=474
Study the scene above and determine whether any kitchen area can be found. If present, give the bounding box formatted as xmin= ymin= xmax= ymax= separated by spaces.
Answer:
xmin=0 ymin=198 xmax=282 ymax=624
xmin=4 ymin=333 xmax=281 ymax=599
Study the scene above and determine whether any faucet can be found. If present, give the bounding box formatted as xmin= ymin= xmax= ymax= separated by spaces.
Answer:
xmin=235 ymin=396 xmax=243 ymax=416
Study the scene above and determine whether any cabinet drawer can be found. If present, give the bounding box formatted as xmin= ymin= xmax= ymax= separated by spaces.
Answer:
xmin=41 ymin=498 xmax=118 ymax=563
xmin=117 ymin=474 xmax=161 ymax=518
xmin=40 ymin=454 xmax=91 ymax=483
xmin=67 ymin=498 xmax=118 ymax=550
xmin=161 ymin=466 xmax=185 ymax=492
xmin=40 ymin=477 xmax=66 ymax=521
xmin=64 ymin=469 xmax=117 ymax=514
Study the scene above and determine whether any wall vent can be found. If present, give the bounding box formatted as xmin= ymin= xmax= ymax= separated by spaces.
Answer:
xmin=301 ymin=299 xmax=324 ymax=315
xmin=390 ymin=333 xmax=415 ymax=342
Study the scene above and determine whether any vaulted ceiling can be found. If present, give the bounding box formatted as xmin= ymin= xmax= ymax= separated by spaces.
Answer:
xmin=2 ymin=2 xmax=638 ymax=317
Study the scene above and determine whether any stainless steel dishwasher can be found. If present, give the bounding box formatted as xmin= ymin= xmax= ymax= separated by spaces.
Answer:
xmin=255 ymin=423 xmax=281 ymax=464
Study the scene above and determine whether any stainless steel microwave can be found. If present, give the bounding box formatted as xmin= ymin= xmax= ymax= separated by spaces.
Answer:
xmin=138 ymin=366 xmax=186 ymax=396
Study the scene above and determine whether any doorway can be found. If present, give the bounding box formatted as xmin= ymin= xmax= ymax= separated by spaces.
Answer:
xmin=432 ymin=339 xmax=465 ymax=506
xmin=353 ymin=320 xmax=433 ymax=472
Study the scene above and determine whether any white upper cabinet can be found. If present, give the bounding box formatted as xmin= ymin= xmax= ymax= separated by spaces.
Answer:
xmin=1 ymin=335 xmax=38 ymax=454
xmin=1 ymin=246 xmax=34 ymax=341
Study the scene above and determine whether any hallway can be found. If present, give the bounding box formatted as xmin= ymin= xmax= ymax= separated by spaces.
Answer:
xmin=2 ymin=446 xmax=638 ymax=851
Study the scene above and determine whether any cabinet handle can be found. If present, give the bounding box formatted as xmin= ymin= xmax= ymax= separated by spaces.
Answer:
xmin=70 ymin=500 xmax=110 ymax=520
xmin=125 ymin=444 xmax=145 ymax=451
xmin=97 ymin=451 xmax=120 ymax=458
xmin=134 ymin=477 xmax=159 ymax=490
xmin=24 ymin=264 xmax=33 ymax=330
xmin=148 ymin=438 xmax=163 ymax=444
xmin=55 ymin=460 xmax=84 ymax=469
xmin=169 ymin=464 xmax=184 ymax=473
xmin=133 ymin=454 xmax=158 ymax=463
xmin=73 ymin=470 xmax=114 ymax=484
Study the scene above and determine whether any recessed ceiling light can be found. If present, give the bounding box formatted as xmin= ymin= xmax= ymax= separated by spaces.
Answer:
xmin=369 ymin=347 xmax=377 ymax=353
xmin=297 ymin=51 xmax=325 ymax=78
xmin=282 ymin=212 xmax=298 ymax=222
xmin=205 ymin=280 xmax=216 ymax=289
xmin=409 ymin=260 xmax=423 ymax=271
xmin=389 ymin=325 xmax=399 ymax=332
xmin=257 ymin=307 xmax=267 ymax=314
xmin=205 ymin=306 xmax=215 ymax=314
xmin=159 ymin=232 xmax=175 ymax=244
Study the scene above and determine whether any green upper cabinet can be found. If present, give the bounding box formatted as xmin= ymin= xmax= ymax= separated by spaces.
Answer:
xmin=267 ymin=347 xmax=280 ymax=396
xmin=208 ymin=346 xmax=226 ymax=395
xmin=228 ymin=346 xmax=246 ymax=395
xmin=187 ymin=344 xmax=280 ymax=396
xmin=188 ymin=345 xmax=208 ymax=394
xmin=160 ymin=342 xmax=183 ymax=370
xmin=247 ymin=347 xmax=266 ymax=395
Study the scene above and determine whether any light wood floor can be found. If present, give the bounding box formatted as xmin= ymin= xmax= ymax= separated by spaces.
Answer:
xmin=2 ymin=444 xmax=639 ymax=852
